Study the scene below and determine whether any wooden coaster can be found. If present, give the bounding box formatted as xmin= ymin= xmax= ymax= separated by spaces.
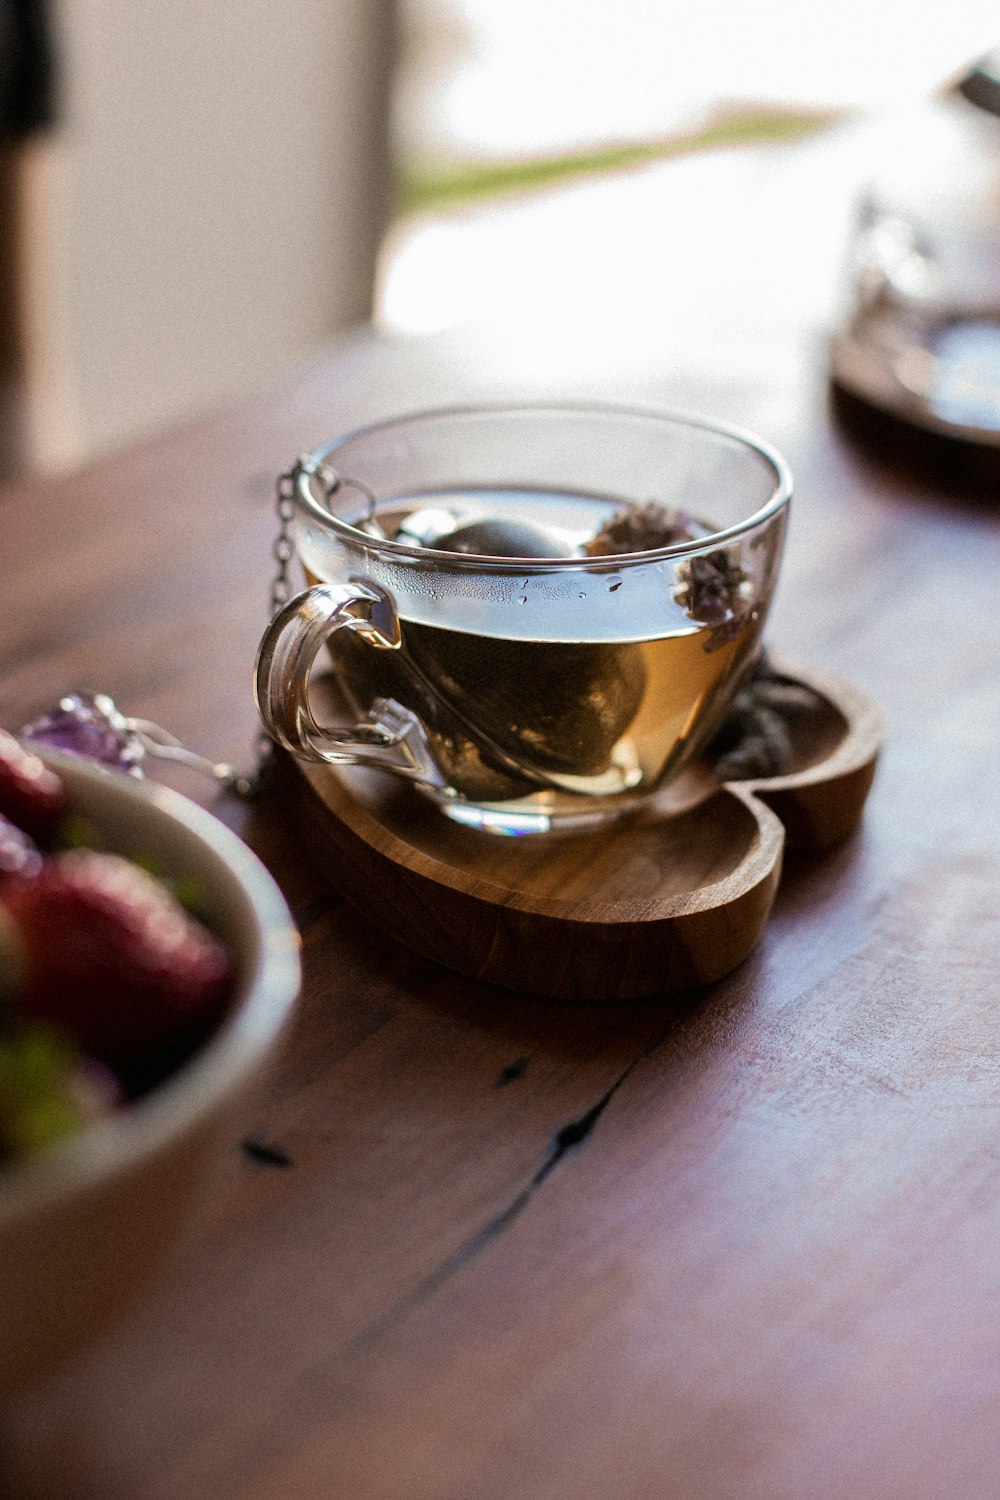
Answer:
xmin=276 ymin=657 xmax=882 ymax=1000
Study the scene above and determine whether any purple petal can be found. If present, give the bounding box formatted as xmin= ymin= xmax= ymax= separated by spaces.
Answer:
xmin=22 ymin=693 xmax=144 ymax=776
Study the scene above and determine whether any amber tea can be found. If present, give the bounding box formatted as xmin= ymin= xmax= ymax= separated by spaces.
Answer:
xmin=305 ymin=486 xmax=764 ymax=829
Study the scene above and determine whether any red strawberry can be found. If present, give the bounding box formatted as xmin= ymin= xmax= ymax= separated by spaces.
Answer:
xmin=0 ymin=814 xmax=42 ymax=882
xmin=0 ymin=731 xmax=66 ymax=837
xmin=0 ymin=851 xmax=232 ymax=1093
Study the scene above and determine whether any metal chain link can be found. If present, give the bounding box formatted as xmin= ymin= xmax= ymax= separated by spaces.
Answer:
xmin=250 ymin=463 xmax=302 ymax=796
xmin=249 ymin=458 xmax=341 ymax=797
xmin=248 ymin=466 xmax=297 ymax=795
xmin=270 ymin=465 xmax=298 ymax=620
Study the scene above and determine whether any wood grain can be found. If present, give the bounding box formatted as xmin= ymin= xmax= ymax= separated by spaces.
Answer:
xmin=278 ymin=661 xmax=879 ymax=999
xmin=1 ymin=128 xmax=1000 ymax=1500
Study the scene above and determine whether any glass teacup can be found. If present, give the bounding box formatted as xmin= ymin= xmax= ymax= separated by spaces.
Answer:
xmin=254 ymin=404 xmax=791 ymax=834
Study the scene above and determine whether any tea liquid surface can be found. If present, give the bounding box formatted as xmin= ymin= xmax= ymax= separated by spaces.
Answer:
xmin=302 ymin=487 xmax=758 ymax=824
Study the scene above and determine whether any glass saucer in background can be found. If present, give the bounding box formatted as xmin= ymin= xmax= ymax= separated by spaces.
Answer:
xmin=830 ymin=49 xmax=1000 ymax=471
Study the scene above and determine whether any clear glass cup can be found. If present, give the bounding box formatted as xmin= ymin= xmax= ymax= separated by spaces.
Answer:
xmin=255 ymin=404 xmax=791 ymax=834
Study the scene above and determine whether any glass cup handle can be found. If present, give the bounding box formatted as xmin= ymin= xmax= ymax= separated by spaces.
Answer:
xmin=254 ymin=580 xmax=445 ymax=786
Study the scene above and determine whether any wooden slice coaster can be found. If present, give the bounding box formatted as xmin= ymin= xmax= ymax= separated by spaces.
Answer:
xmin=275 ymin=658 xmax=882 ymax=1001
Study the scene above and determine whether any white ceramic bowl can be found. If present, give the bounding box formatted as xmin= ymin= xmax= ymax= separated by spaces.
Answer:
xmin=0 ymin=750 xmax=301 ymax=1396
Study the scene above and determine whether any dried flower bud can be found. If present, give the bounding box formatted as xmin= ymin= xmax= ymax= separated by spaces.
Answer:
xmin=713 ymin=711 xmax=793 ymax=781
xmin=674 ymin=547 xmax=752 ymax=649
xmin=708 ymin=659 xmax=826 ymax=780
xmin=585 ymin=501 xmax=700 ymax=557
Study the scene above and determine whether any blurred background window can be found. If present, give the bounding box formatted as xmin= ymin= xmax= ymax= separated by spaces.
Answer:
xmin=380 ymin=0 xmax=1000 ymax=333
xmin=2 ymin=0 xmax=999 ymax=476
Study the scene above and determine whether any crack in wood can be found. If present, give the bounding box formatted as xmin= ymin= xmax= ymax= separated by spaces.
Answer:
xmin=495 ymin=1055 xmax=530 ymax=1088
xmin=345 ymin=1033 xmax=666 ymax=1357
xmin=240 ymin=1136 xmax=294 ymax=1168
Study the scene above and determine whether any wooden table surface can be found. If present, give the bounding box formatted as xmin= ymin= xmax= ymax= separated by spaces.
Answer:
xmin=4 ymin=126 xmax=1000 ymax=1500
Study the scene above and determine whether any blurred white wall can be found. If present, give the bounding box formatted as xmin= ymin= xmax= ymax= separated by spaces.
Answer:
xmin=18 ymin=0 xmax=395 ymax=470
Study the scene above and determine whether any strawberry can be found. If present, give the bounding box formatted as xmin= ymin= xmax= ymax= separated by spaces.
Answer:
xmin=0 ymin=814 xmax=42 ymax=883
xmin=0 ymin=851 xmax=232 ymax=1093
xmin=0 ymin=731 xmax=66 ymax=838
